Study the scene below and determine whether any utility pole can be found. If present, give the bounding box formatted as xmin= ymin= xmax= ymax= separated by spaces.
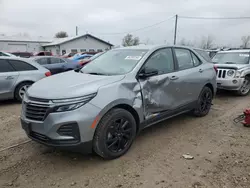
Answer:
xmin=174 ymin=14 xmax=178 ymax=45
xmin=76 ymin=26 xmax=78 ymax=36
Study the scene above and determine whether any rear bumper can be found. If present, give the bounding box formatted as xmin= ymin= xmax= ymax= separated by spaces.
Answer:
xmin=216 ymin=78 xmax=244 ymax=90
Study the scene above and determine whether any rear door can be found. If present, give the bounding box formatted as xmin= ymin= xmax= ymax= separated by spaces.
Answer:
xmin=173 ymin=48 xmax=205 ymax=104
xmin=49 ymin=57 xmax=65 ymax=74
xmin=0 ymin=59 xmax=19 ymax=99
xmin=35 ymin=57 xmax=56 ymax=73
xmin=138 ymin=48 xmax=181 ymax=118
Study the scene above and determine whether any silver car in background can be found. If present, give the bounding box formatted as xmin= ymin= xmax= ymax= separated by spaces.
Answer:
xmin=213 ymin=49 xmax=250 ymax=95
xmin=0 ymin=57 xmax=51 ymax=101
xmin=21 ymin=45 xmax=216 ymax=159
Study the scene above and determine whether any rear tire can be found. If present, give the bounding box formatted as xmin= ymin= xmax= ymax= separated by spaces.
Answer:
xmin=192 ymin=86 xmax=213 ymax=117
xmin=93 ymin=108 xmax=137 ymax=160
xmin=14 ymin=82 xmax=32 ymax=102
xmin=236 ymin=79 xmax=250 ymax=96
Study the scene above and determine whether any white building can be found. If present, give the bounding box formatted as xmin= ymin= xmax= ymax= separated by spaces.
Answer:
xmin=43 ymin=34 xmax=113 ymax=55
xmin=0 ymin=34 xmax=113 ymax=55
xmin=0 ymin=36 xmax=51 ymax=52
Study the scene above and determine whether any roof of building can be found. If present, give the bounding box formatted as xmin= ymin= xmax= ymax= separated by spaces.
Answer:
xmin=218 ymin=49 xmax=250 ymax=53
xmin=0 ymin=36 xmax=51 ymax=43
xmin=42 ymin=34 xmax=114 ymax=47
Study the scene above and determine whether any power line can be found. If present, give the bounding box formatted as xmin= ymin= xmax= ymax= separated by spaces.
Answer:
xmin=89 ymin=15 xmax=175 ymax=36
xmin=179 ymin=16 xmax=250 ymax=20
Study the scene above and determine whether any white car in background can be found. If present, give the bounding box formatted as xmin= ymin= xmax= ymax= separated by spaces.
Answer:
xmin=0 ymin=51 xmax=17 ymax=57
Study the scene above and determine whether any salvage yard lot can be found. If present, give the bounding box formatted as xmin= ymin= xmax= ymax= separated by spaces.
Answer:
xmin=0 ymin=92 xmax=250 ymax=188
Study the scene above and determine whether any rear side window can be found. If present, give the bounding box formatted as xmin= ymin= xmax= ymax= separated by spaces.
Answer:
xmin=191 ymin=52 xmax=202 ymax=66
xmin=36 ymin=58 xmax=48 ymax=65
xmin=8 ymin=60 xmax=37 ymax=71
xmin=174 ymin=48 xmax=193 ymax=70
xmin=0 ymin=59 xmax=15 ymax=72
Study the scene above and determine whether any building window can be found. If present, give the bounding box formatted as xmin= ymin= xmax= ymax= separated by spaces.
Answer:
xmin=97 ymin=49 xmax=103 ymax=52
xmin=80 ymin=49 xmax=86 ymax=52
xmin=89 ymin=49 xmax=95 ymax=52
xmin=71 ymin=49 xmax=78 ymax=53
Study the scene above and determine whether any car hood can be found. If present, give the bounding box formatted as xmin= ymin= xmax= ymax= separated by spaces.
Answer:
xmin=215 ymin=64 xmax=249 ymax=70
xmin=27 ymin=71 xmax=125 ymax=99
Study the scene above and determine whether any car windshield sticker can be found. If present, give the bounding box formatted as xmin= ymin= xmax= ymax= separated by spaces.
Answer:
xmin=125 ymin=56 xmax=142 ymax=60
xmin=239 ymin=54 xmax=249 ymax=57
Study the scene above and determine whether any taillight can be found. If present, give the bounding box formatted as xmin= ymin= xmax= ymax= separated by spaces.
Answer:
xmin=213 ymin=65 xmax=218 ymax=73
xmin=45 ymin=72 xmax=51 ymax=77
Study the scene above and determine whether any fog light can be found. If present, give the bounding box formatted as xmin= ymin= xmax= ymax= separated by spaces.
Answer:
xmin=232 ymin=80 xmax=238 ymax=84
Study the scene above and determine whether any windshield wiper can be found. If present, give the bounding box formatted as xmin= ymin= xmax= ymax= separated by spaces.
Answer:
xmin=224 ymin=62 xmax=236 ymax=64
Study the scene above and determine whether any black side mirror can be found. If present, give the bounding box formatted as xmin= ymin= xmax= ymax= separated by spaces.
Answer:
xmin=138 ymin=67 xmax=158 ymax=79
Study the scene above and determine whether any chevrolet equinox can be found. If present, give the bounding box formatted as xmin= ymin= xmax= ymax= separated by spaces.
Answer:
xmin=21 ymin=45 xmax=217 ymax=159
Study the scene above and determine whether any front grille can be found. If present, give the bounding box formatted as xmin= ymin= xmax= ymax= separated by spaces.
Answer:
xmin=217 ymin=69 xmax=227 ymax=78
xmin=25 ymin=103 xmax=50 ymax=121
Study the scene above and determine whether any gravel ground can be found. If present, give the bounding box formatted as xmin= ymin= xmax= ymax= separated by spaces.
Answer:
xmin=0 ymin=91 xmax=250 ymax=188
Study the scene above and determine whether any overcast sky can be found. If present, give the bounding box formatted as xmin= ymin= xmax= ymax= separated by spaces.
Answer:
xmin=1 ymin=0 xmax=250 ymax=47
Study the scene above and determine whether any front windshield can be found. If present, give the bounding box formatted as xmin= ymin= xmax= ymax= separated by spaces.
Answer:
xmin=81 ymin=49 xmax=148 ymax=75
xmin=212 ymin=52 xmax=250 ymax=64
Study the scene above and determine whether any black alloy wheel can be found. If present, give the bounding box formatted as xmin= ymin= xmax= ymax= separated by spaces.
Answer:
xmin=193 ymin=86 xmax=213 ymax=117
xmin=106 ymin=118 xmax=133 ymax=153
xmin=93 ymin=108 xmax=137 ymax=159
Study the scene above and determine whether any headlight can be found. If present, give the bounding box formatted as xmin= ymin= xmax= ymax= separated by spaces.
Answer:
xmin=52 ymin=93 xmax=96 ymax=112
xmin=227 ymin=70 xmax=235 ymax=77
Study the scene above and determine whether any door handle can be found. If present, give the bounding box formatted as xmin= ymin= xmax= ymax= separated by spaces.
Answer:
xmin=199 ymin=69 xmax=203 ymax=73
xmin=170 ymin=76 xmax=179 ymax=80
xmin=5 ymin=76 xmax=14 ymax=80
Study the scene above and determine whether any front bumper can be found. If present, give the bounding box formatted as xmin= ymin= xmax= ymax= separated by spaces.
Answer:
xmin=20 ymin=102 xmax=101 ymax=153
xmin=216 ymin=78 xmax=244 ymax=90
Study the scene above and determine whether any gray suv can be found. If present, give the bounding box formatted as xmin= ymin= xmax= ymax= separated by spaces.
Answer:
xmin=0 ymin=57 xmax=51 ymax=101
xmin=21 ymin=45 xmax=217 ymax=159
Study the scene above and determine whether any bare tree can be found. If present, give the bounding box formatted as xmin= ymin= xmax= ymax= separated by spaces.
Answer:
xmin=199 ymin=36 xmax=214 ymax=49
xmin=241 ymin=36 xmax=250 ymax=48
xmin=178 ymin=38 xmax=194 ymax=47
xmin=122 ymin=34 xmax=140 ymax=47
xmin=55 ymin=31 xmax=68 ymax=38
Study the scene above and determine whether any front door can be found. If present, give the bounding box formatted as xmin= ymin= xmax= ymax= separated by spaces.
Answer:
xmin=0 ymin=59 xmax=19 ymax=99
xmin=138 ymin=48 xmax=181 ymax=119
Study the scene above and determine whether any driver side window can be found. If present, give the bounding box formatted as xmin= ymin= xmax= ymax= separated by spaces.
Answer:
xmin=144 ymin=48 xmax=174 ymax=75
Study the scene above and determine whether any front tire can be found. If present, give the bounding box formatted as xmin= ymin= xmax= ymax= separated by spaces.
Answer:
xmin=236 ymin=79 xmax=250 ymax=96
xmin=14 ymin=82 xmax=32 ymax=102
xmin=192 ymin=86 xmax=213 ymax=117
xmin=93 ymin=108 xmax=137 ymax=160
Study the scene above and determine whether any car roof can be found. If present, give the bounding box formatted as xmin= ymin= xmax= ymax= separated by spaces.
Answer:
xmin=218 ymin=49 xmax=250 ymax=53
xmin=115 ymin=44 xmax=198 ymax=51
